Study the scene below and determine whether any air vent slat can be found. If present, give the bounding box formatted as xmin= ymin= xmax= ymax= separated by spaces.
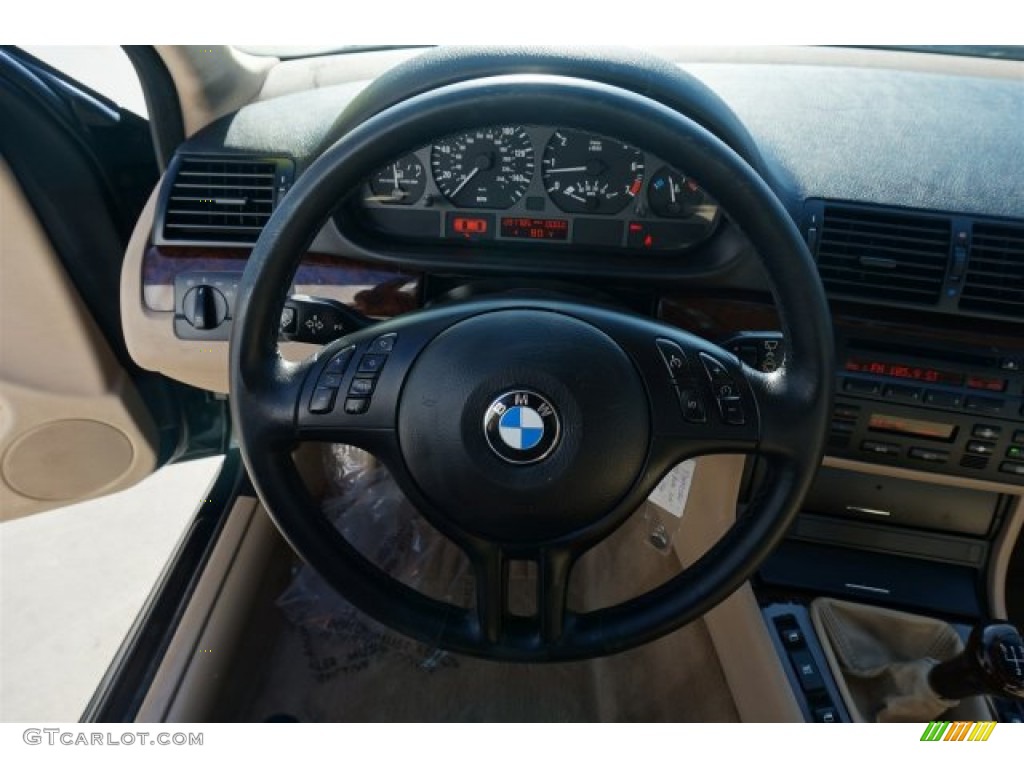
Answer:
xmin=166 ymin=210 xmax=271 ymax=219
xmin=818 ymin=215 xmax=949 ymax=237
xmin=172 ymin=183 xmax=276 ymax=192
xmin=959 ymin=222 xmax=1024 ymax=320
xmin=974 ymin=233 xmax=1024 ymax=248
xmin=961 ymin=268 xmax=1024 ymax=283
xmin=815 ymin=204 xmax=951 ymax=306
xmin=177 ymin=171 xmax=275 ymax=179
xmin=817 ymin=240 xmax=951 ymax=262
xmin=161 ymin=155 xmax=290 ymax=245
xmin=818 ymin=270 xmax=944 ymax=289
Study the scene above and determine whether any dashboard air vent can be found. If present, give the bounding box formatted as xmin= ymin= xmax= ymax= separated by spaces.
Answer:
xmin=816 ymin=205 xmax=951 ymax=305
xmin=959 ymin=221 xmax=1024 ymax=320
xmin=161 ymin=156 xmax=292 ymax=244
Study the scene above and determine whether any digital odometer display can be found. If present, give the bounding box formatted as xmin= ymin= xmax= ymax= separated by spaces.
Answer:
xmin=500 ymin=217 xmax=569 ymax=241
xmin=845 ymin=357 xmax=963 ymax=386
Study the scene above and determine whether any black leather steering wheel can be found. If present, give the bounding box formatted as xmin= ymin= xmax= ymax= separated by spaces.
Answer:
xmin=230 ymin=74 xmax=833 ymax=661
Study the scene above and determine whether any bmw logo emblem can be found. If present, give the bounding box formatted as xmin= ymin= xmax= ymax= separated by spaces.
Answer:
xmin=483 ymin=391 xmax=560 ymax=464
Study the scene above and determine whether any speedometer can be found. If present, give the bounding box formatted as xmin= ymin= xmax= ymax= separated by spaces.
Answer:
xmin=430 ymin=126 xmax=534 ymax=209
xmin=542 ymin=130 xmax=645 ymax=214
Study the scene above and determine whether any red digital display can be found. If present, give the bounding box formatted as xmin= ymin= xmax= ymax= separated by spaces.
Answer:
xmin=452 ymin=217 xmax=489 ymax=234
xmin=444 ymin=212 xmax=494 ymax=241
xmin=966 ymin=375 xmax=1007 ymax=392
xmin=500 ymin=217 xmax=569 ymax=241
xmin=844 ymin=357 xmax=964 ymax=386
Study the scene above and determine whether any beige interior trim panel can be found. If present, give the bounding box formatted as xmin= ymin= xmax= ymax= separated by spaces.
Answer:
xmin=154 ymin=46 xmax=276 ymax=139
xmin=136 ymin=495 xmax=272 ymax=722
xmin=0 ymin=159 xmax=157 ymax=521
xmin=121 ymin=180 xmax=323 ymax=394
xmin=673 ymin=454 xmax=804 ymax=722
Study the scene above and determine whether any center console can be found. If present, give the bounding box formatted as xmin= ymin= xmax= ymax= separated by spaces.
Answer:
xmin=829 ymin=336 xmax=1024 ymax=483
xmin=660 ymin=295 xmax=1024 ymax=722
xmin=724 ymin=328 xmax=1024 ymax=485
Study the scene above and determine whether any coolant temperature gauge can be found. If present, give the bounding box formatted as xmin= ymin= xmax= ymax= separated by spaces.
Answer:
xmin=368 ymin=154 xmax=426 ymax=205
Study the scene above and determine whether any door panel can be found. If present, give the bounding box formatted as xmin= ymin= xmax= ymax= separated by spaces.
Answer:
xmin=0 ymin=158 xmax=157 ymax=520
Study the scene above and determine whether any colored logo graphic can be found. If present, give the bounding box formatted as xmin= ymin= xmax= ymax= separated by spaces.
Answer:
xmin=920 ymin=721 xmax=996 ymax=742
xmin=483 ymin=391 xmax=560 ymax=465
xmin=498 ymin=406 xmax=545 ymax=450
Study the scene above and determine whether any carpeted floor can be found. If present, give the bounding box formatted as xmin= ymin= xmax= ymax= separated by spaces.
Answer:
xmin=240 ymin=449 xmax=738 ymax=722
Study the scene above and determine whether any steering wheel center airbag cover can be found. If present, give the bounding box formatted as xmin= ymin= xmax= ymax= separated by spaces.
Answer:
xmin=397 ymin=309 xmax=650 ymax=543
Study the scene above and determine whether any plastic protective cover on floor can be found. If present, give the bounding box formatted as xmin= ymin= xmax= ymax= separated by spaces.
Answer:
xmin=260 ymin=446 xmax=737 ymax=721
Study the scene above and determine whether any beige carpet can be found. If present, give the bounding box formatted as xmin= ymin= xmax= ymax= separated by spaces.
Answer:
xmin=241 ymin=449 xmax=738 ymax=721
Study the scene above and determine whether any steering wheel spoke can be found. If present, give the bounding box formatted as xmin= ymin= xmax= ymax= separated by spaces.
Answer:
xmin=469 ymin=542 xmax=575 ymax=646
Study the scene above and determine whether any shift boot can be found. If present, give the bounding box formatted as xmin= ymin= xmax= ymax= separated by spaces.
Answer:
xmin=810 ymin=598 xmax=993 ymax=723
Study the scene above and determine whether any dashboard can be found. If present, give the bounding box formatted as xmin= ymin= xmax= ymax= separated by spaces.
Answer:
xmin=356 ymin=125 xmax=719 ymax=252
xmin=109 ymin=47 xmax=1024 ymax=690
xmin=125 ymin=45 xmax=1024 ymax=490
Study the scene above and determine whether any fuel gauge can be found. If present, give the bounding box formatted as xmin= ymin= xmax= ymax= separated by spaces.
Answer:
xmin=368 ymin=154 xmax=426 ymax=205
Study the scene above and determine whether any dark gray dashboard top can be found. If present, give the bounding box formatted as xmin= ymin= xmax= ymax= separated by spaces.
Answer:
xmin=185 ymin=57 xmax=1024 ymax=222
xmin=688 ymin=63 xmax=1024 ymax=220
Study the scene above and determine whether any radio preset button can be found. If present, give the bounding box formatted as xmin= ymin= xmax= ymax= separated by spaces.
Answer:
xmin=883 ymin=384 xmax=922 ymax=401
xmin=909 ymin=447 xmax=949 ymax=464
xmin=1013 ymin=430 xmax=1024 ymax=445
xmin=844 ymin=379 xmax=880 ymax=395
xmin=861 ymin=440 xmax=899 ymax=457
xmin=972 ymin=425 xmax=1002 ymax=441
xmin=999 ymin=462 xmax=1024 ymax=476
xmin=1007 ymin=446 xmax=1024 ymax=460
xmin=834 ymin=405 xmax=861 ymax=421
xmin=924 ymin=390 xmax=963 ymax=408
xmin=965 ymin=396 xmax=1004 ymax=415
xmin=966 ymin=441 xmax=995 ymax=456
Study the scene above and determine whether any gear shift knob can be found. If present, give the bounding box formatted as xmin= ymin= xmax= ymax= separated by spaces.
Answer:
xmin=929 ymin=623 xmax=1024 ymax=701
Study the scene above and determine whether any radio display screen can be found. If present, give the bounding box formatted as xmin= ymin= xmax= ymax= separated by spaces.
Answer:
xmin=868 ymin=413 xmax=957 ymax=441
xmin=845 ymin=357 xmax=963 ymax=386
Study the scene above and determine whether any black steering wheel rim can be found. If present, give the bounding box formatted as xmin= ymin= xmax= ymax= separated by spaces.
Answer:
xmin=230 ymin=74 xmax=833 ymax=661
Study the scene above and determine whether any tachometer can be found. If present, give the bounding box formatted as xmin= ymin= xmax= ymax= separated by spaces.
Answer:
xmin=430 ymin=126 xmax=534 ymax=209
xmin=542 ymin=130 xmax=645 ymax=214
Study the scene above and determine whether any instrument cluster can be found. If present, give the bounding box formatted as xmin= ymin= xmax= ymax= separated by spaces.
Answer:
xmin=357 ymin=125 xmax=721 ymax=252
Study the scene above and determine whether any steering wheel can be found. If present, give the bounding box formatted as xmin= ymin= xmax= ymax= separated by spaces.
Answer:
xmin=230 ymin=74 xmax=833 ymax=661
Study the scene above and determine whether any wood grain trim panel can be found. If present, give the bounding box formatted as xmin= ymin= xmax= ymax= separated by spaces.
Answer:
xmin=142 ymin=245 xmax=421 ymax=317
xmin=659 ymin=294 xmax=1024 ymax=350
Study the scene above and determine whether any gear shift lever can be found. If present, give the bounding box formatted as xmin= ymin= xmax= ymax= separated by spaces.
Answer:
xmin=929 ymin=623 xmax=1024 ymax=701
